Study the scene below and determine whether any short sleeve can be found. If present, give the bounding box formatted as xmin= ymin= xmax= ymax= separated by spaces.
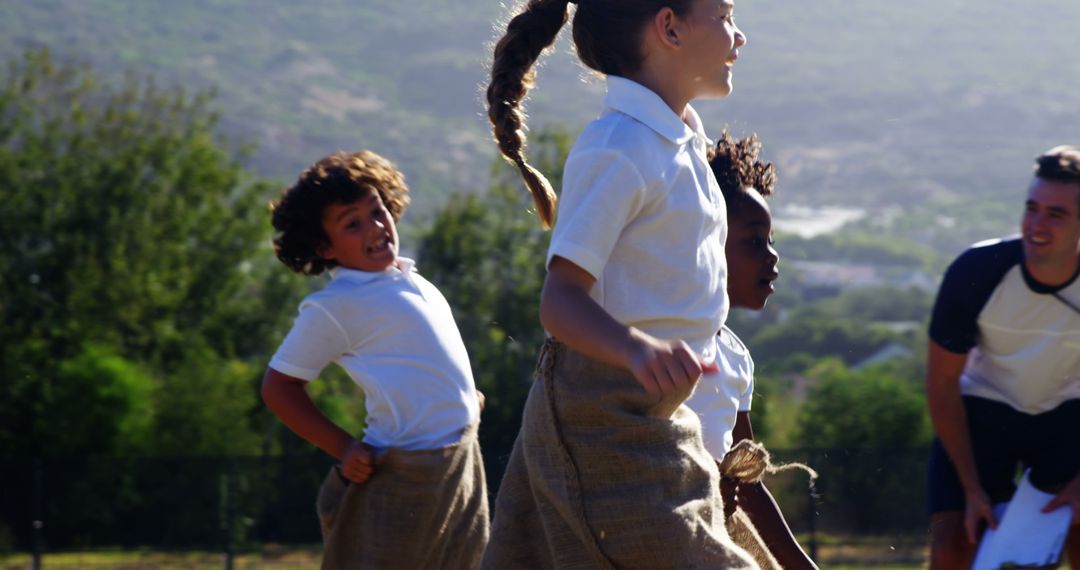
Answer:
xmin=268 ymin=300 xmax=352 ymax=380
xmin=547 ymin=149 xmax=647 ymax=279
xmin=929 ymin=239 xmax=1024 ymax=354
xmin=928 ymin=261 xmax=979 ymax=353
xmin=739 ymin=353 xmax=754 ymax=412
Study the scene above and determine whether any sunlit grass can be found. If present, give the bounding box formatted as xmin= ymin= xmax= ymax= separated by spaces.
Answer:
xmin=1 ymin=545 xmax=1072 ymax=569
xmin=0 ymin=546 xmax=323 ymax=569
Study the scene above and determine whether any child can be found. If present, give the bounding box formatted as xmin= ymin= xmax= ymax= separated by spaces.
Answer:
xmin=262 ymin=151 xmax=489 ymax=569
xmin=685 ymin=132 xmax=818 ymax=569
xmin=482 ymin=0 xmax=757 ymax=567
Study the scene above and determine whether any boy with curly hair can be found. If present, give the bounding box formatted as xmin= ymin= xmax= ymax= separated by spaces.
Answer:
xmin=262 ymin=150 xmax=489 ymax=569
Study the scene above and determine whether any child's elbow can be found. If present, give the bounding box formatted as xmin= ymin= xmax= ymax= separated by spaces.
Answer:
xmin=260 ymin=369 xmax=291 ymax=410
xmin=538 ymin=284 xmax=565 ymax=336
xmin=538 ymin=270 xmax=570 ymax=329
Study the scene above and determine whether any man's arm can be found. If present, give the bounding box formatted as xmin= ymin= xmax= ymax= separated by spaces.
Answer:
xmin=731 ymin=412 xmax=817 ymax=569
xmin=261 ymin=368 xmax=372 ymax=483
xmin=926 ymin=339 xmax=995 ymax=541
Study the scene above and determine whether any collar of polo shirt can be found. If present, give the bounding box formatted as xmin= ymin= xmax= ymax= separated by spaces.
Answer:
xmin=603 ymin=75 xmax=706 ymax=148
xmin=331 ymin=256 xmax=416 ymax=283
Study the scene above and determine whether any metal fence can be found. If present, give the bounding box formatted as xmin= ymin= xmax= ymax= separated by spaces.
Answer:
xmin=0 ymin=447 xmax=932 ymax=566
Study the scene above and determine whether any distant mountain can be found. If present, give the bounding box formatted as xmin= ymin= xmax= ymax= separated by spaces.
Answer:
xmin=3 ymin=0 xmax=1078 ymax=245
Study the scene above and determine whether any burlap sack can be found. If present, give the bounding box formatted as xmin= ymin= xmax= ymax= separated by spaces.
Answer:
xmin=726 ymin=508 xmax=781 ymax=570
xmin=482 ymin=340 xmax=757 ymax=569
xmin=316 ymin=423 xmax=489 ymax=570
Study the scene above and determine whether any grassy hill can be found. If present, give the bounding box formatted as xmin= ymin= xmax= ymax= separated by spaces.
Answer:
xmin=3 ymin=0 xmax=1078 ymax=245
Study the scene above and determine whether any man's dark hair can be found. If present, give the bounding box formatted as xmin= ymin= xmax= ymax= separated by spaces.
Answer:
xmin=1035 ymin=145 xmax=1080 ymax=213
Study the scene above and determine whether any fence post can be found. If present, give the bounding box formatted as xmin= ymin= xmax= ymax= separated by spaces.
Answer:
xmin=31 ymin=457 xmax=43 ymax=570
xmin=221 ymin=460 xmax=235 ymax=570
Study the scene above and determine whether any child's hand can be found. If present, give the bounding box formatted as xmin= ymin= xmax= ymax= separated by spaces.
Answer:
xmin=627 ymin=332 xmax=704 ymax=397
xmin=476 ymin=389 xmax=486 ymax=411
xmin=339 ymin=439 xmax=374 ymax=484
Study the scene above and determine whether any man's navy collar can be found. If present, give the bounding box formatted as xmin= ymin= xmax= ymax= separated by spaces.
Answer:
xmin=604 ymin=75 xmax=704 ymax=146
xmin=1021 ymin=254 xmax=1080 ymax=294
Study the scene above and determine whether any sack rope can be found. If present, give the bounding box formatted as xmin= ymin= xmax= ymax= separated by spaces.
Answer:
xmin=719 ymin=439 xmax=818 ymax=484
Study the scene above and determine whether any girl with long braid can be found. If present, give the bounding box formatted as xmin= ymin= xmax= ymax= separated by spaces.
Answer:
xmin=482 ymin=0 xmax=758 ymax=567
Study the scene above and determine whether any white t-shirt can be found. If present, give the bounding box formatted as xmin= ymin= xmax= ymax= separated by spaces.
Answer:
xmin=268 ymin=258 xmax=479 ymax=450
xmin=929 ymin=237 xmax=1080 ymax=413
xmin=547 ymin=75 xmax=729 ymax=362
xmin=684 ymin=326 xmax=755 ymax=461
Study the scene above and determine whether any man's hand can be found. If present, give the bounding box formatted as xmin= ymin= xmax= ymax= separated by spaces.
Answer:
xmin=1042 ymin=475 xmax=1080 ymax=525
xmin=339 ymin=439 xmax=374 ymax=484
xmin=964 ymin=486 xmax=998 ymax=543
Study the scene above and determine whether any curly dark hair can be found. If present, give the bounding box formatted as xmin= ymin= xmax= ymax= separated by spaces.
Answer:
xmin=1035 ymin=145 xmax=1080 ymax=212
xmin=709 ymin=131 xmax=777 ymax=212
xmin=270 ymin=151 xmax=410 ymax=275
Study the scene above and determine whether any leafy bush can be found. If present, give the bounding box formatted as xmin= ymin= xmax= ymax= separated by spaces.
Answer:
xmin=0 ymin=50 xmax=306 ymax=456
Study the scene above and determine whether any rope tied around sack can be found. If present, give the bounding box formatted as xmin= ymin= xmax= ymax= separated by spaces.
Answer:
xmin=719 ymin=439 xmax=818 ymax=484
xmin=534 ymin=337 xmax=560 ymax=382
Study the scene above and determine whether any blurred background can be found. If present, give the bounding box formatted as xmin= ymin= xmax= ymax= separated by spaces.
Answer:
xmin=1 ymin=0 xmax=1078 ymax=567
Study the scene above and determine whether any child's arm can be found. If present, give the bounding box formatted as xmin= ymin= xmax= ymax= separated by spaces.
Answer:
xmin=731 ymin=411 xmax=818 ymax=569
xmin=540 ymin=256 xmax=705 ymax=396
xmin=261 ymin=368 xmax=373 ymax=484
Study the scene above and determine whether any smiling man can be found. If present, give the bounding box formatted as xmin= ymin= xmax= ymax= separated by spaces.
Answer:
xmin=925 ymin=145 xmax=1080 ymax=569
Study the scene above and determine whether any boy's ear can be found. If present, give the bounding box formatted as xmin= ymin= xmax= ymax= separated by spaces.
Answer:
xmin=316 ymin=242 xmax=336 ymax=261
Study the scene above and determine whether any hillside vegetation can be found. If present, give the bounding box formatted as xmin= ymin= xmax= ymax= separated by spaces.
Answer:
xmin=3 ymin=0 xmax=1077 ymax=246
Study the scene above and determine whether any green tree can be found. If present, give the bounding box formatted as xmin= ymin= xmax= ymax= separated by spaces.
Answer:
xmin=790 ymin=358 xmax=931 ymax=531
xmin=796 ymin=285 xmax=933 ymax=324
xmin=750 ymin=316 xmax=903 ymax=374
xmin=41 ymin=344 xmax=156 ymax=454
xmin=417 ymin=130 xmax=571 ymax=466
xmin=777 ymin=231 xmax=938 ymax=270
xmin=793 ymin=359 xmax=929 ymax=450
xmin=0 ymin=50 xmax=307 ymax=456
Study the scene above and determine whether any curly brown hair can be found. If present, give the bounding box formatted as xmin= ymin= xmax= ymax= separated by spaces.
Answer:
xmin=1035 ymin=145 xmax=1080 ymax=212
xmin=486 ymin=0 xmax=695 ymax=228
xmin=270 ymin=151 xmax=411 ymax=275
xmin=709 ymin=131 xmax=777 ymax=212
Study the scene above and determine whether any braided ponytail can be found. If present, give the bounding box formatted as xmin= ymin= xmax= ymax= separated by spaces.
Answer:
xmin=486 ymin=0 xmax=571 ymax=229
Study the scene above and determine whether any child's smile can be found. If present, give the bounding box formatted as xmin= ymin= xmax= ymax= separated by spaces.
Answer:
xmin=319 ymin=192 xmax=399 ymax=272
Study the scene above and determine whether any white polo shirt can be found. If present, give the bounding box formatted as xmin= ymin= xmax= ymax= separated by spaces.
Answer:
xmin=269 ymin=258 xmax=480 ymax=450
xmin=547 ymin=75 xmax=729 ymax=360
xmin=684 ymin=326 xmax=755 ymax=461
